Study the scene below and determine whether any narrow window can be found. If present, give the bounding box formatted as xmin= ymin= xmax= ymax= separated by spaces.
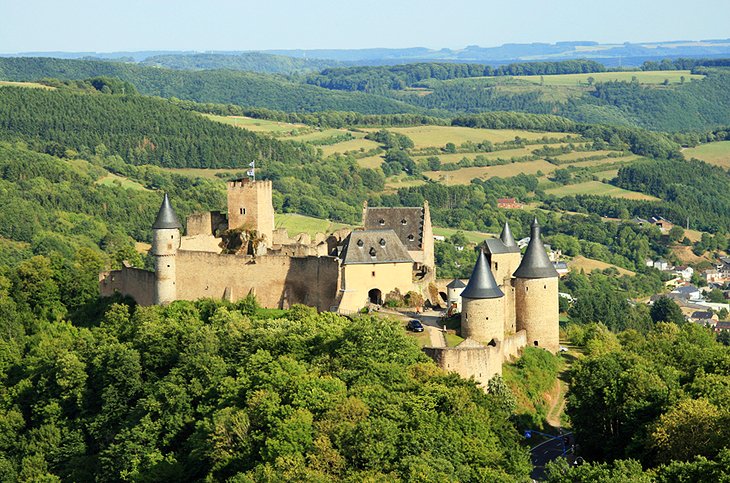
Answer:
xmin=372 ymin=271 xmax=376 ymax=277
xmin=544 ymin=284 xmax=547 ymax=289
xmin=526 ymin=286 xmax=529 ymax=292
xmin=171 ymin=235 xmax=174 ymax=239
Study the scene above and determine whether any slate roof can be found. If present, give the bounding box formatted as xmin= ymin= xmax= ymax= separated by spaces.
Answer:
xmin=673 ymin=285 xmax=700 ymax=295
xmin=461 ymin=250 xmax=504 ymax=299
xmin=691 ymin=311 xmax=714 ymax=320
xmin=152 ymin=193 xmax=182 ymax=230
xmin=446 ymin=279 xmax=466 ymax=289
xmin=500 ymin=221 xmax=519 ymax=250
xmin=363 ymin=207 xmax=424 ymax=251
xmin=513 ymin=219 xmax=558 ymax=279
xmin=339 ymin=229 xmax=413 ymax=265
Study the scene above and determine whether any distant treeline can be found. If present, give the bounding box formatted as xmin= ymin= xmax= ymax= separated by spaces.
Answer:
xmin=641 ymin=57 xmax=730 ymax=71
xmin=306 ymin=60 xmax=606 ymax=93
xmin=0 ymin=57 xmax=422 ymax=114
xmin=141 ymin=52 xmax=341 ymax=74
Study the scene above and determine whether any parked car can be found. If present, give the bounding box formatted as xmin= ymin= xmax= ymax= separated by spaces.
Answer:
xmin=407 ymin=319 xmax=424 ymax=332
xmin=559 ymin=346 xmax=569 ymax=352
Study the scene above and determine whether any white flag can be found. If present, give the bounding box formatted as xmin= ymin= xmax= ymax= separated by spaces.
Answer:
xmin=249 ymin=161 xmax=255 ymax=167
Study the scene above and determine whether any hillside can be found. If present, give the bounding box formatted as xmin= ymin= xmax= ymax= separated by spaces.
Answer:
xmin=0 ymin=57 xmax=423 ymax=114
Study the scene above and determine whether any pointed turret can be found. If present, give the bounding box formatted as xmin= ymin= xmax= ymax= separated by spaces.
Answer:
xmin=152 ymin=193 xmax=182 ymax=230
xmin=514 ymin=218 xmax=557 ymax=279
xmin=500 ymin=221 xmax=517 ymax=249
xmin=461 ymin=250 xmax=504 ymax=299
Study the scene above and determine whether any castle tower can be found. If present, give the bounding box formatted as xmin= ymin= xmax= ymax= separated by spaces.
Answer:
xmin=513 ymin=218 xmax=559 ymax=352
xmin=460 ymin=249 xmax=505 ymax=346
xmin=227 ymin=178 xmax=274 ymax=246
xmin=152 ymin=193 xmax=182 ymax=305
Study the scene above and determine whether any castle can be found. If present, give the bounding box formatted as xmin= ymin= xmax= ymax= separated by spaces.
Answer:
xmin=426 ymin=219 xmax=559 ymax=387
xmin=100 ymin=178 xmax=435 ymax=313
xmin=100 ymin=178 xmax=558 ymax=387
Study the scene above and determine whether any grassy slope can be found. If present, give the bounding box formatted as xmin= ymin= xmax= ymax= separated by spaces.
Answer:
xmin=683 ymin=141 xmax=730 ymax=169
xmin=515 ymin=70 xmax=703 ymax=86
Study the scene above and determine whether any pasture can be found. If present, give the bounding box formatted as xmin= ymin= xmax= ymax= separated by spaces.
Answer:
xmin=203 ymin=114 xmax=306 ymax=134
xmin=545 ymin=181 xmax=658 ymax=200
xmin=515 ymin=70 xmax=703 ymax=86
xmin=415 ymin=146 xmax=536 ymax=165
xmin=683 ymin=141 xmax=730 ymax=169
xmin=159 ymin=167 xmax=245 ymax=179
xmin=96 ymin=172 xmax=150 ymax=191
xmin=366 ymin=125 xmax=553 ymax=148
xmin=0 ymin=80 xmax=54 ymax=89
xmin=319 ymin=137 xmax=380 ymax=156
xmin=568 ymin=256 xmax=636 ymax=276
xmin=432 ymin=227 xmax=496 ymax=244
xmin=357 ymin=155 xmax=385 ymax=169
xmin=424 ymin=159 xmax=557 ymax=185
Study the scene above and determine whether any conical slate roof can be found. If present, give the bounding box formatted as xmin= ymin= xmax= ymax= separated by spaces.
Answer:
xmin=446 ymin=279 xmax=466 ymax=289
xmin=461 ymin=249 xmax=504 ymax=299
xmin=152 ymin=193 xmax=182 ymax=229
xmin=513 ymin=218 xmax=558 ymax=279
xmin=500 ymin=221 xmax=519 ymax=251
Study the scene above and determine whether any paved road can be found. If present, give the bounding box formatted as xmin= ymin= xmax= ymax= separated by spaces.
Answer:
xmin=530 ymin=433 xmax=571 ymax=480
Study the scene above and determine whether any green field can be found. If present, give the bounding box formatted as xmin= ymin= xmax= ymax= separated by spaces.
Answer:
xmin=287 ymin=128 xmax=354 ymax=142
xmin=415 ymin=146 xmax=536 ymax=164
xmin=274 ymin=213 xmax=353 ymax=237
xmin=356 ymin=154 xmax=385 ymax=169
xmin=319 ymin=137 xmax=380 ymax=156
xmin=545 ymin=181 xmax=658 ymax=200
xmin=203 ymin=114 xmax=306 ymax=134
xmin=683 ymin=141 xmax=730 ymax=168
xmin=365 ymin=125 xmax=553 ymax=148
xmin=432 ymin=227 xmax=496 ymax=244
xmin=96 ymin=172 xmax=150 ymax=191
xmin=424 ymin=159 xmax=556 ymax=185
xmin=515 ymin=70 xmax=703 ymax=86
xmin=0 ymin=80 xmax=54 ymax=90
xmin=568 ymin=256 xmax=636 ymax=276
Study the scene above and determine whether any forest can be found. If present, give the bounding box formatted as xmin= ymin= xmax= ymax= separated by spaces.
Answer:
xmin=3 ymin=57 xmax=730 ymax=131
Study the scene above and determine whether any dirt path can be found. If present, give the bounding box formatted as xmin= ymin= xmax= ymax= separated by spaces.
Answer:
xmin=426 ymin=326 xmax=446 ymax=347
xmin=546 ymin=379 xmax=567 ymax=427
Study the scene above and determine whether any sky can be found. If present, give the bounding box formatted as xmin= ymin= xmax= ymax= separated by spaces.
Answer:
xmin=1 ymin=0 xmax=729 ymax=53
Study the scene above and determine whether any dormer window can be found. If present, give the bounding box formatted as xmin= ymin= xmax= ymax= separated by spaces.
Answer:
xmin=379 ymin=238 xmax=386 ymax=246
xmin=379 ymin=219 xmax=385 ymax=225
xmin=407 ymin=234 xmax=415 ymax=241
xmin=357 ymin=239 xmax=364 ymax=247
xmin=369 ymin=247 xmax=377 ymax=257
xmin=401 ymin=219 xmax=407 ymax=225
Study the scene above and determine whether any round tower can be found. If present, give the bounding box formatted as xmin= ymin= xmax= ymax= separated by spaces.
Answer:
xmin=460 ymin=249 xmax=505 ymax=345
xmin=152 ymin=193 xmax=182 ymax=305
xmin=513 ymin=218 xmax=559 ymax=352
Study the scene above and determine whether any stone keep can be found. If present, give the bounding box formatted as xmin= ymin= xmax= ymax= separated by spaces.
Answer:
xmin=513 ymin=218 xmax=559 ymax=352
xmin=460 ymin=250 xmax=505 ymax=346
xmin=227 ymin=179 xmax=275 ymax=245
xmin=152 ymin=193 xmax=182 ymax=305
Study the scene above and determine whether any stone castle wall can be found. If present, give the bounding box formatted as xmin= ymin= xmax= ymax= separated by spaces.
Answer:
xmin=514 ymin=277 xmax=560 ymax=352
xmin=175 ymin=250 xmax=339 ymax=311
xmin=227 ymin=179 xmax=274 ymax=244
xmin=424 ymin=342 xmax=503 ymax=388
xmin=337 ymin=262 xmax=416 ymax=313
xmin=99 ymin=264 xmax=156 ymax=306
xmin=502 ymin=329 xmax=528 ymax=360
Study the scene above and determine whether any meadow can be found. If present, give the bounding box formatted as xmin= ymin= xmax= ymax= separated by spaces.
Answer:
xmin=568 ymin=255 xmax=636 ymax=276
xmin=365 ymin=125 xmax=552 ymax=148
xmin=683 ymin=141 xmax=730 ymax=168
xmin=274 ymin=213 xmax=353 ymax=237
xmin=202 ymin=114 xmax=306 ymax=134
xmin=514 ymin=70 xmax=704 ymax=86
xmin=424 ymin=160 xmax=557 ymax=185
xmin=0 ymin=80 xmax=54 ymax=89
xmin=544 ymin=180 xmax=658 ymax=200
